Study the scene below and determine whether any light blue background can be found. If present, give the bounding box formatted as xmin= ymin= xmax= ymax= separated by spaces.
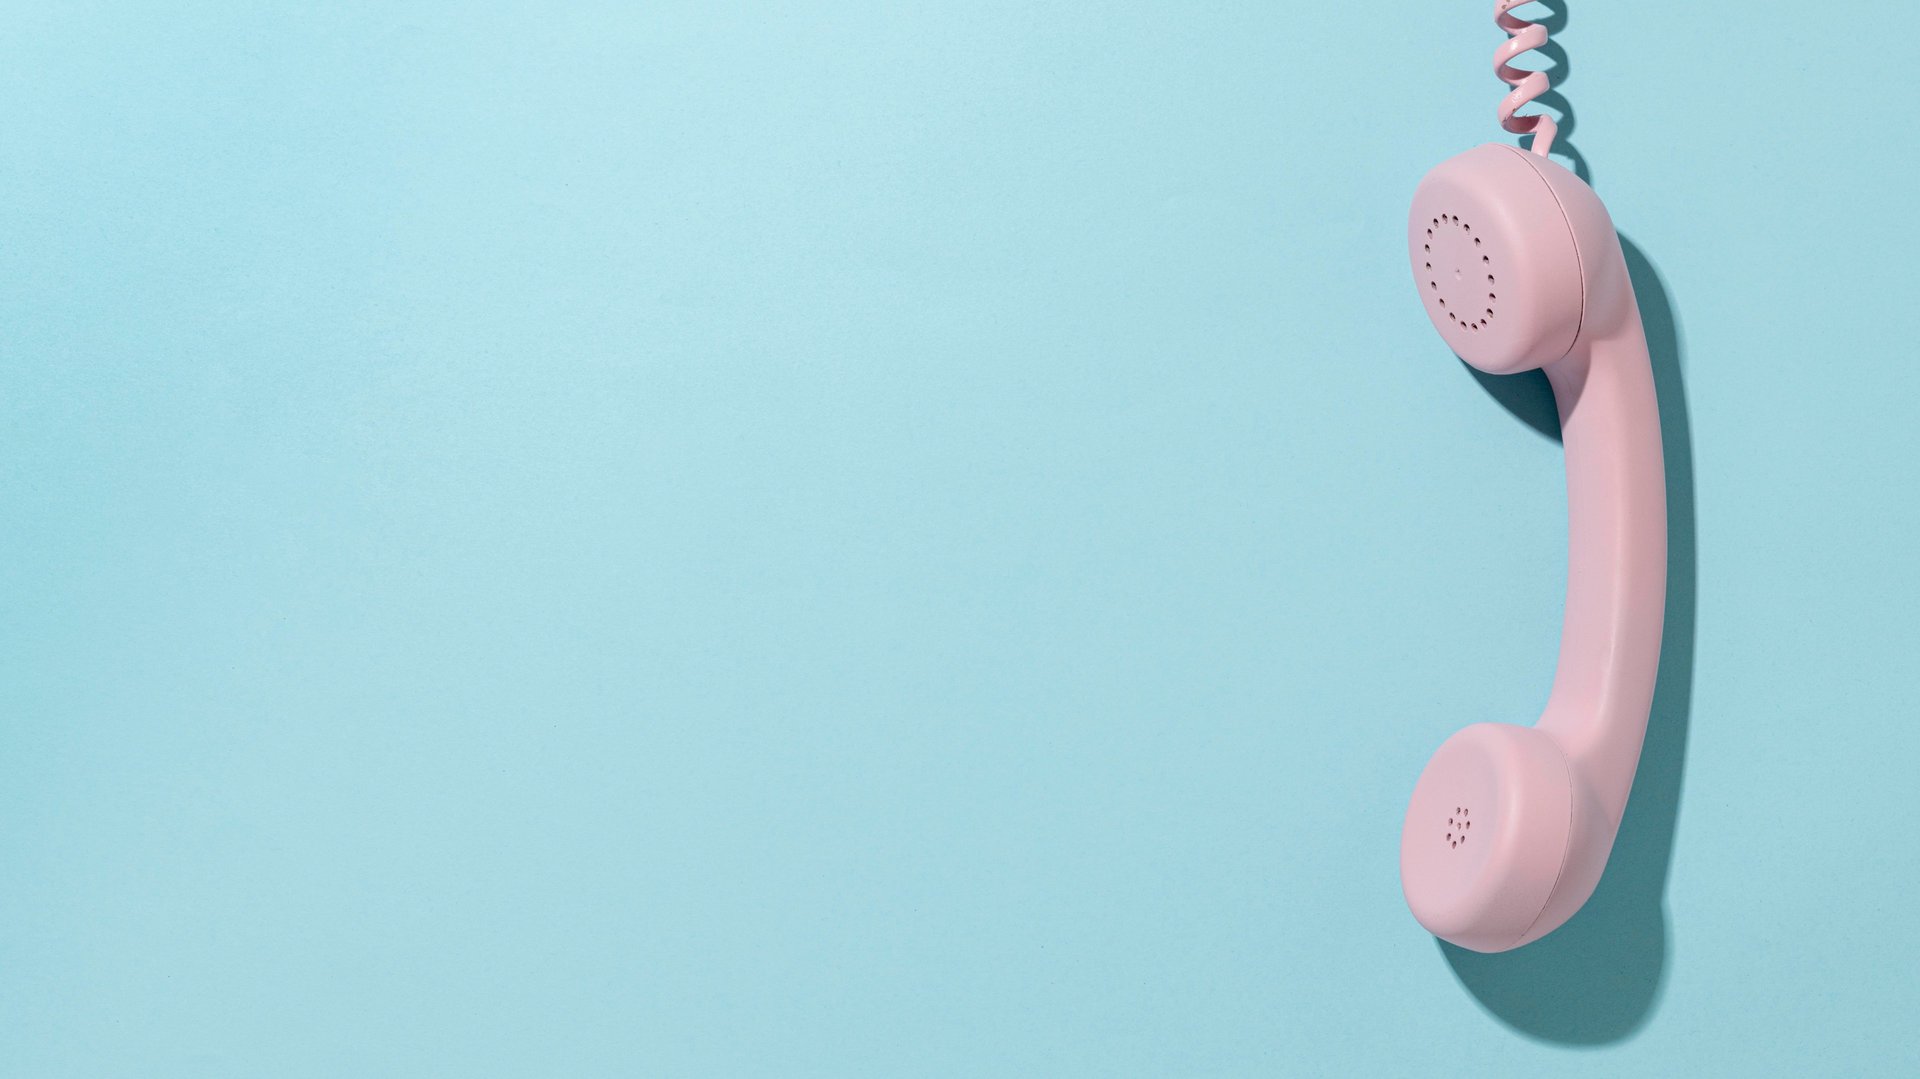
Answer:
xmin=3 ymin=2 xmax=1915 ymax=1075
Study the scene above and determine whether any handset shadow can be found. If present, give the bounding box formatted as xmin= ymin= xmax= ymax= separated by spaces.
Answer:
xmin=1442 ymin=235 xmax=1695 ymax=1045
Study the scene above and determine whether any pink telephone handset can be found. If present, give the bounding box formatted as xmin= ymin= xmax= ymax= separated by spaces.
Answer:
xmin=1398 ymin=1 xmax=1666 ymax=952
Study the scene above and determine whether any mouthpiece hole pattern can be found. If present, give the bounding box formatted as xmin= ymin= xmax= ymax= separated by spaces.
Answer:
xmin=1423 ymin=212 xmax=1497 ymax=332
xmin=1443 ymin=806 xmax=1472 ymax=848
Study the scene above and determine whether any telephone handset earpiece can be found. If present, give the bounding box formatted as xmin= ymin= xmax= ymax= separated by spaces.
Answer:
xmin=1397 ymin=3 xmax=1666 ymax=953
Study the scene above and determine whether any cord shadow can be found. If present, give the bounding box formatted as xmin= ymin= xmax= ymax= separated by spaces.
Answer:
xmin=1443 ymin=236 xmax=1694 ymax=1044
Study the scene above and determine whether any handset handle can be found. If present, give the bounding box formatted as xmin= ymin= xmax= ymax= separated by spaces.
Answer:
xmin=1538 ymin=299 xmax=1666 ymax=829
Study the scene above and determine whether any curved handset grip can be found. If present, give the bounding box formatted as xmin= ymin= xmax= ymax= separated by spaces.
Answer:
xmin=1538 ymin=300 xmax=1666 ymax=831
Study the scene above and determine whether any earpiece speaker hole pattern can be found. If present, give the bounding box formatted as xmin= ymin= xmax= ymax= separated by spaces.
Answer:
xmin=1445 ymin=806 xmax=1472 ymax=849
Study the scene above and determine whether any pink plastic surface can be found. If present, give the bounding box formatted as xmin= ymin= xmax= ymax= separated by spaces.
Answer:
xmin=1399 ymin=144 xmax=1666 ymax=952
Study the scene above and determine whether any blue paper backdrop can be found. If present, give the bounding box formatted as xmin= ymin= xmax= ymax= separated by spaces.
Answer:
xmin=3 ymin=2 xmax=1916 ymax=1074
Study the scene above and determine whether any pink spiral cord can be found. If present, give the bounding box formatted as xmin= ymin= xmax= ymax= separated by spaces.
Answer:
xmin=1494 ymin=0 xmax=1557 ymax=157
